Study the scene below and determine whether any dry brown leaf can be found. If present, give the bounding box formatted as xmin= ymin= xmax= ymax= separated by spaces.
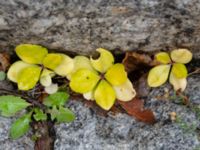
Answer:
xmin=0 ymin=52 xmax=10 ymax=71
xmin=118 ymin=98 xmax=156 ymax=124
xmin=122 ymin=52 xmax=157 ymax=73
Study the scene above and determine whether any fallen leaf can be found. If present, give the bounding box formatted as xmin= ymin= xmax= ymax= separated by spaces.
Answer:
xmin=0 ymin=52 xmax=10 ymax=71
xmin=122 ymin=52 xmax=157 ymax=73
xmin=118 ymin=98 xmax=156 ymax=124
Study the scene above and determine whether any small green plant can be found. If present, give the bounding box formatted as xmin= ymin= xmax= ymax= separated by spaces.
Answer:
xmin=0 ymin=92 xmax=75 ymax=139
xmin=2 ymin=44 xmax=194 ymax=142
xmin=148 ymin=49 xmax=192 ymax=91
xmin=176 ymin=116 xmax=197 ymax=134
xmin=69 ymin=48 xmax=136 ymax=110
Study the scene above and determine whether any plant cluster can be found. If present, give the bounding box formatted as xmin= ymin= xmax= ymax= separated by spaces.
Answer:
xmin=0 ymin=44 xmax=193 ymax=140
xmin=148 ymin=49 xmax=192 ymax=91
xmin=7 ymin=45 xmax=136 ymax=110
xmin=0 ymin=92 xmax=74 ymax=139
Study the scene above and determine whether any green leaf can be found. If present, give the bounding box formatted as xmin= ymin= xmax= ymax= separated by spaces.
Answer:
xmin=33 ymin=108 xmax=47 ymax=121
xmin=147 ymin=65 xmax=171 ymax=87
xmin=50 ymin=106 xmax=75 ymax=123
xmin=0 ymin=96 xmax=31 ymax=117
xmin=10 ymin=113 xmax=32 ymax=139
xmin=15 ymin=44 xmax=48 ymax=64
xmin=171 ymin=63 xmax=188 ymax=78
xmin=0 ymin=71 xmax=6 ymax=81
xmin=43 ymin=92 xmax=69 ymax=107
xmin=155 ymin=52 xmax=171 ymax=64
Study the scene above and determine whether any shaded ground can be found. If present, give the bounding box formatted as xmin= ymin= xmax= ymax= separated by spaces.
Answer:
xmin=0 ymin=73 xmax=199 ymax=150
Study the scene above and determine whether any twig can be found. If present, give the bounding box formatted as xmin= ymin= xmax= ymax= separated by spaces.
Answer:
xmin=188 ymin=68 xmax=200 ymax=76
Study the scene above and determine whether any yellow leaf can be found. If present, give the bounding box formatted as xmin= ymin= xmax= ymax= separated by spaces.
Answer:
xmin=54 ymin=54 xmax=74 ymax=76
xmin=90 ymin=48 xmax=114 ymax=73
xmin=67 ymin=56 xmax=95 ymax=80
xmin=40 ymin=69 xmax=54 ymax=77
xmin=171 ymin=63 xmax=188 ymax=78
xmin=155 ymin=52 xmax=171 ymax=64
xmin=113 ymin=79 xmax=136 ymax=101
xmin=105 ymin=63 xmax=127 ymax=86
xmin=94 ymin=80 xmax=116 ymax=110
xmin=83 ymin=91 xmax=94 ymax=100
xmin=74 ymin=56 xmax=94 ymax=71
xmin=147 ymin=65 xmax=171 ymax=87
xmin=7 ymin=61 xmax=32 ymax=83
xmin=69 ymin=69 xmax=100 ymax=93
xmin=40 ymin=75 xmax=52 ymax=87
xmin=43 ymin=53 xmax=63 ymax=70
xmin=44 ymin=83 xmax=58 ymax=94
xmin=169 ymin=72 xmax=187 ymax=92
xmin=16 ymin=44 xmax=48 ymax=64
xmin=170 ymin=49 xmax=192 ymax=64
xmin=39 ymin=69 xmax=55 ymax=87
xmin=17 ymin=66 xmax=42 ymax=90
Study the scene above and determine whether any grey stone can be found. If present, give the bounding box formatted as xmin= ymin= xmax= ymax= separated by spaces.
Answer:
xmin=0 ymin=0 xmax=200 ymax=58
xmin=0 ymin=116 xmax=34 ymax=150
xmin=54 ymin=75 xmax=200 ymax=150
xmin=0 ymin=0 xmax=200 ymax=149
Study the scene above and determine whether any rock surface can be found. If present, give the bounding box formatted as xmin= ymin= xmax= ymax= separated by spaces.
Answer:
xmin=54 ymin=75 xmax=200 ymax=150
xmin=0 ymin=0 xmax=200 ymax=149
xmin=0 ymin=69 xmax=200 ymax=150
xmin=0 ymin=0 xmax=200 ymax=58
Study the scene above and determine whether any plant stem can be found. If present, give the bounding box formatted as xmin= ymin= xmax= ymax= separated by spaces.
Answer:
xmin=32 ymin=121 xmax=55 ymax=150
